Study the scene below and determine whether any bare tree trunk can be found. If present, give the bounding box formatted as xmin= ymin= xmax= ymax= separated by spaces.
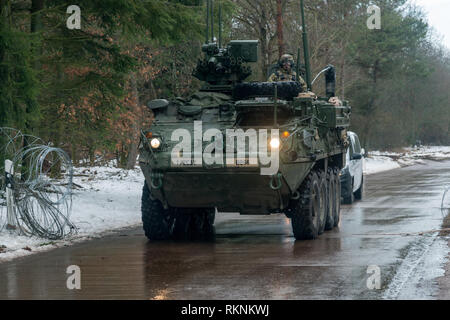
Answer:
xmin=363 ymin=61 xmax=379 ymax=148
xmin=21 ymin=0 xmax=45 ymax=176
xmin=126 ymin=72 xmax=141 ymax=169
xmin=89 ymin=146 xmax=95 ymax=167
xmin=71 ymin=144 xmax=79 ymax=167
xmin=31 ymin=0 xmax=45 ymax=32
xmin=259 ymin=28 xmax=268 ymax=80
xmin=340 ymin=54 xmax=345 ymax=99
xmin=276 ymin=0 xmax=284 ymax=58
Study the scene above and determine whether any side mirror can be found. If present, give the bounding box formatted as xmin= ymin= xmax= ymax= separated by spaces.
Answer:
xmin=352 ymin=153 xmax=363 ymax=160
xmin=361 ymin=148 xmax=366 ymax=157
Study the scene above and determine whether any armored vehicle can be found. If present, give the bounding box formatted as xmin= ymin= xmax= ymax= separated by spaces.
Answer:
xmin=138 ymin=0 xmax=351 ymax=241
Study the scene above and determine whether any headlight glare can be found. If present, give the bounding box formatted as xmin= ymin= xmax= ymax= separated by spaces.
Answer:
xmin=269 ymin=138 xmax=280 ymax=149
xmin=150 ymin=138 xmax=161 ymax=149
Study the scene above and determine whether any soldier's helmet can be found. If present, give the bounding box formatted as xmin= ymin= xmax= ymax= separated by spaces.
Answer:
xmin=279 ymin=54 xmax=295 ymax=68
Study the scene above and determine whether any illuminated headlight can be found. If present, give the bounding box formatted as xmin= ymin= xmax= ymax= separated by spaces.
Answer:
xmin=150 ymin=138 xmax=161 ymax=149
xmin=269 ymin=138 xmax=280 ymax=149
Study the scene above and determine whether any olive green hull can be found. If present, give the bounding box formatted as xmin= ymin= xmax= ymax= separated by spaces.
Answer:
xmin=141 ymin=166 xmax=304 ymax=214
xmin=139 ymin=155 xmax=344 ymax=214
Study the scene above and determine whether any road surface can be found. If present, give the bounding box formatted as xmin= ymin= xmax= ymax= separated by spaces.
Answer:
xmin=0 ymin=160 xmax=449 ymax=299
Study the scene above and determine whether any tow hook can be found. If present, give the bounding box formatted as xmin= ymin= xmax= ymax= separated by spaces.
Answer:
xmin=270 ymin=173 xmax=283 ymax=191
xmin=291 ymin=191 xmax=300 ymax=200
xmin=150 ymin=171 xmax=163 ymax=190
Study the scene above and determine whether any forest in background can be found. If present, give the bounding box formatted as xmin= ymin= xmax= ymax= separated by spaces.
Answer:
xmin=1 ymin=0 xmax=449 ymax=168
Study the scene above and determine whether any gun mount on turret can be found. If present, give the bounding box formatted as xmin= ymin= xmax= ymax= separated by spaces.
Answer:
xmin=193 ymin=40 xmax=258 ymax=92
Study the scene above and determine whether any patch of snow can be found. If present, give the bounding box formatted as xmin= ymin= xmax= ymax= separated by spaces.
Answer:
xmin=365 ymin=146 xmax=450 ymax=175
xmin=383 ymin=234 xmax=449 ymax=300
xmin=0 ymin=165 xmax=144 ymax=262
xmin=364 ymin=156 xmax=401 ymax=175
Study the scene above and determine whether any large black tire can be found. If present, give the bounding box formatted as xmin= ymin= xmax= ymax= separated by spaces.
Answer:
xmin=354 ymin=176 xmax=363 ymax=200
xmin=290 ymin=171 xmax=322 ymax=240
xmin=191 ymin=209 xmax=216 ymax=241
xmin=172 ymin=210 xmax=192 ymax=241
xmin=317 ymin=170 xmax=328 ymax=235
xmin=141 ymin=181 xmax=171 ymax=240
xmin=172 ymin=208 xmax=216 ymax=241
xmin=324 ymin=168 xmax=336 ymax=231
xmin=202 ymin=209 xmax=216 ymax=240
xmin=233 ymin=81 xmax=303 ymax=101
xmin=333 ymin=168 xmax=341 ymax=227
xmin=342 ymin=177 xmax=354 ymax=205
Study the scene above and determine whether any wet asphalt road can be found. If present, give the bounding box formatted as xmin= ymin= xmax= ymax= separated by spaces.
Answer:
xmin=0 ymin=160 xmax=449 ymax=300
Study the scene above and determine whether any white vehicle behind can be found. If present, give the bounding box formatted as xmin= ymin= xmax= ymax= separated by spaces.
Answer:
xmin=340 ymin=131 xmax=365 ymax=204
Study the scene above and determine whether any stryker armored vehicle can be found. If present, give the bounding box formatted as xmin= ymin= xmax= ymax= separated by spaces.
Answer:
xmin=138 ymin=0 xmax=351 ymax=241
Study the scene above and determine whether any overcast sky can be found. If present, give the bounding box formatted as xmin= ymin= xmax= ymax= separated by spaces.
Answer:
xmin=411 ymin=0 xmax=450 ymax=49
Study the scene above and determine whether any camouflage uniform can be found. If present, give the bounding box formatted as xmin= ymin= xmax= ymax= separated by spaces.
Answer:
xmin=268 ymin=54 xmax=308 ymax=91
xmin=268 ymin=69 xmax=298 ymax=82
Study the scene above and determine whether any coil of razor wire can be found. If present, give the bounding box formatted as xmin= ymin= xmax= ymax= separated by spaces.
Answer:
xmin=0 ymin=128 xmax=76 ymax=239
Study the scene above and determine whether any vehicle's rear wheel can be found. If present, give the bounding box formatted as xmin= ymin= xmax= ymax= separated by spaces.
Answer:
xmin=141 ymin=181 xmax=171 ymax=241
xmin=290 ymin=171 xmax=322 ymax=240
xmin=325 ymin=168 xmax=336 ymax=231
xmin=333 ymin=168 xmax=341 ymax=227
xmin=317 ymin=170 xmax=328 ymax=235
xmin=202 ymin=209 xmax=216 ymax=240
xmin=342 ymin=177 xmax=354 ymax=205
xmin=354 ymin=176 xmax=363 ymax=200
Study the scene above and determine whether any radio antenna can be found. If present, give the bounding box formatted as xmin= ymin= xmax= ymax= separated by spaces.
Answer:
xmin=205 ymin=0 xmax=209 ymax=43
xmin=211 ymin=0 xmax=214 ymax=42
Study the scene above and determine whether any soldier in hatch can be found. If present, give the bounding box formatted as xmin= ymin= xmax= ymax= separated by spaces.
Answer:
xmin=268 ymin=54 xmax=308 ymax=91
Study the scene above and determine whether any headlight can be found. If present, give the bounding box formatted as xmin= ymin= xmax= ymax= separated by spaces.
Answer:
xmin=269 ymin=138 xmax=280 ymax=149
xmin=150 ymin=138 xmax=161 ymax=149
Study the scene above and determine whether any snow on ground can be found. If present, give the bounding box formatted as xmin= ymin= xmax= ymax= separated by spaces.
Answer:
xmin=364 ymin=146 xmax=450 ymax=175
xmin=0 ymin=146 xmax=449 ymax=262
xmin=0 ymin=164 xmax=144 ymax=262
xmin=364 ymin=156 xmax=401 ymax=175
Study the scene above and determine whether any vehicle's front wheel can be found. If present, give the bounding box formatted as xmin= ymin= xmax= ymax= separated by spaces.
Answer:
xmin=290 ymin=171 xmax=323 ymax=240
xmin=172 ymin=208 xmax=216 ymax=241
xmin=141 ymin=181 xmax=171 ymax=240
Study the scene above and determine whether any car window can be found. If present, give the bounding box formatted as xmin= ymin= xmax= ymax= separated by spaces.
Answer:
xmin=353 ymin=135 xmax=361 ymax=154
xmin=349 ymin=134 xmax=355 ymax=156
